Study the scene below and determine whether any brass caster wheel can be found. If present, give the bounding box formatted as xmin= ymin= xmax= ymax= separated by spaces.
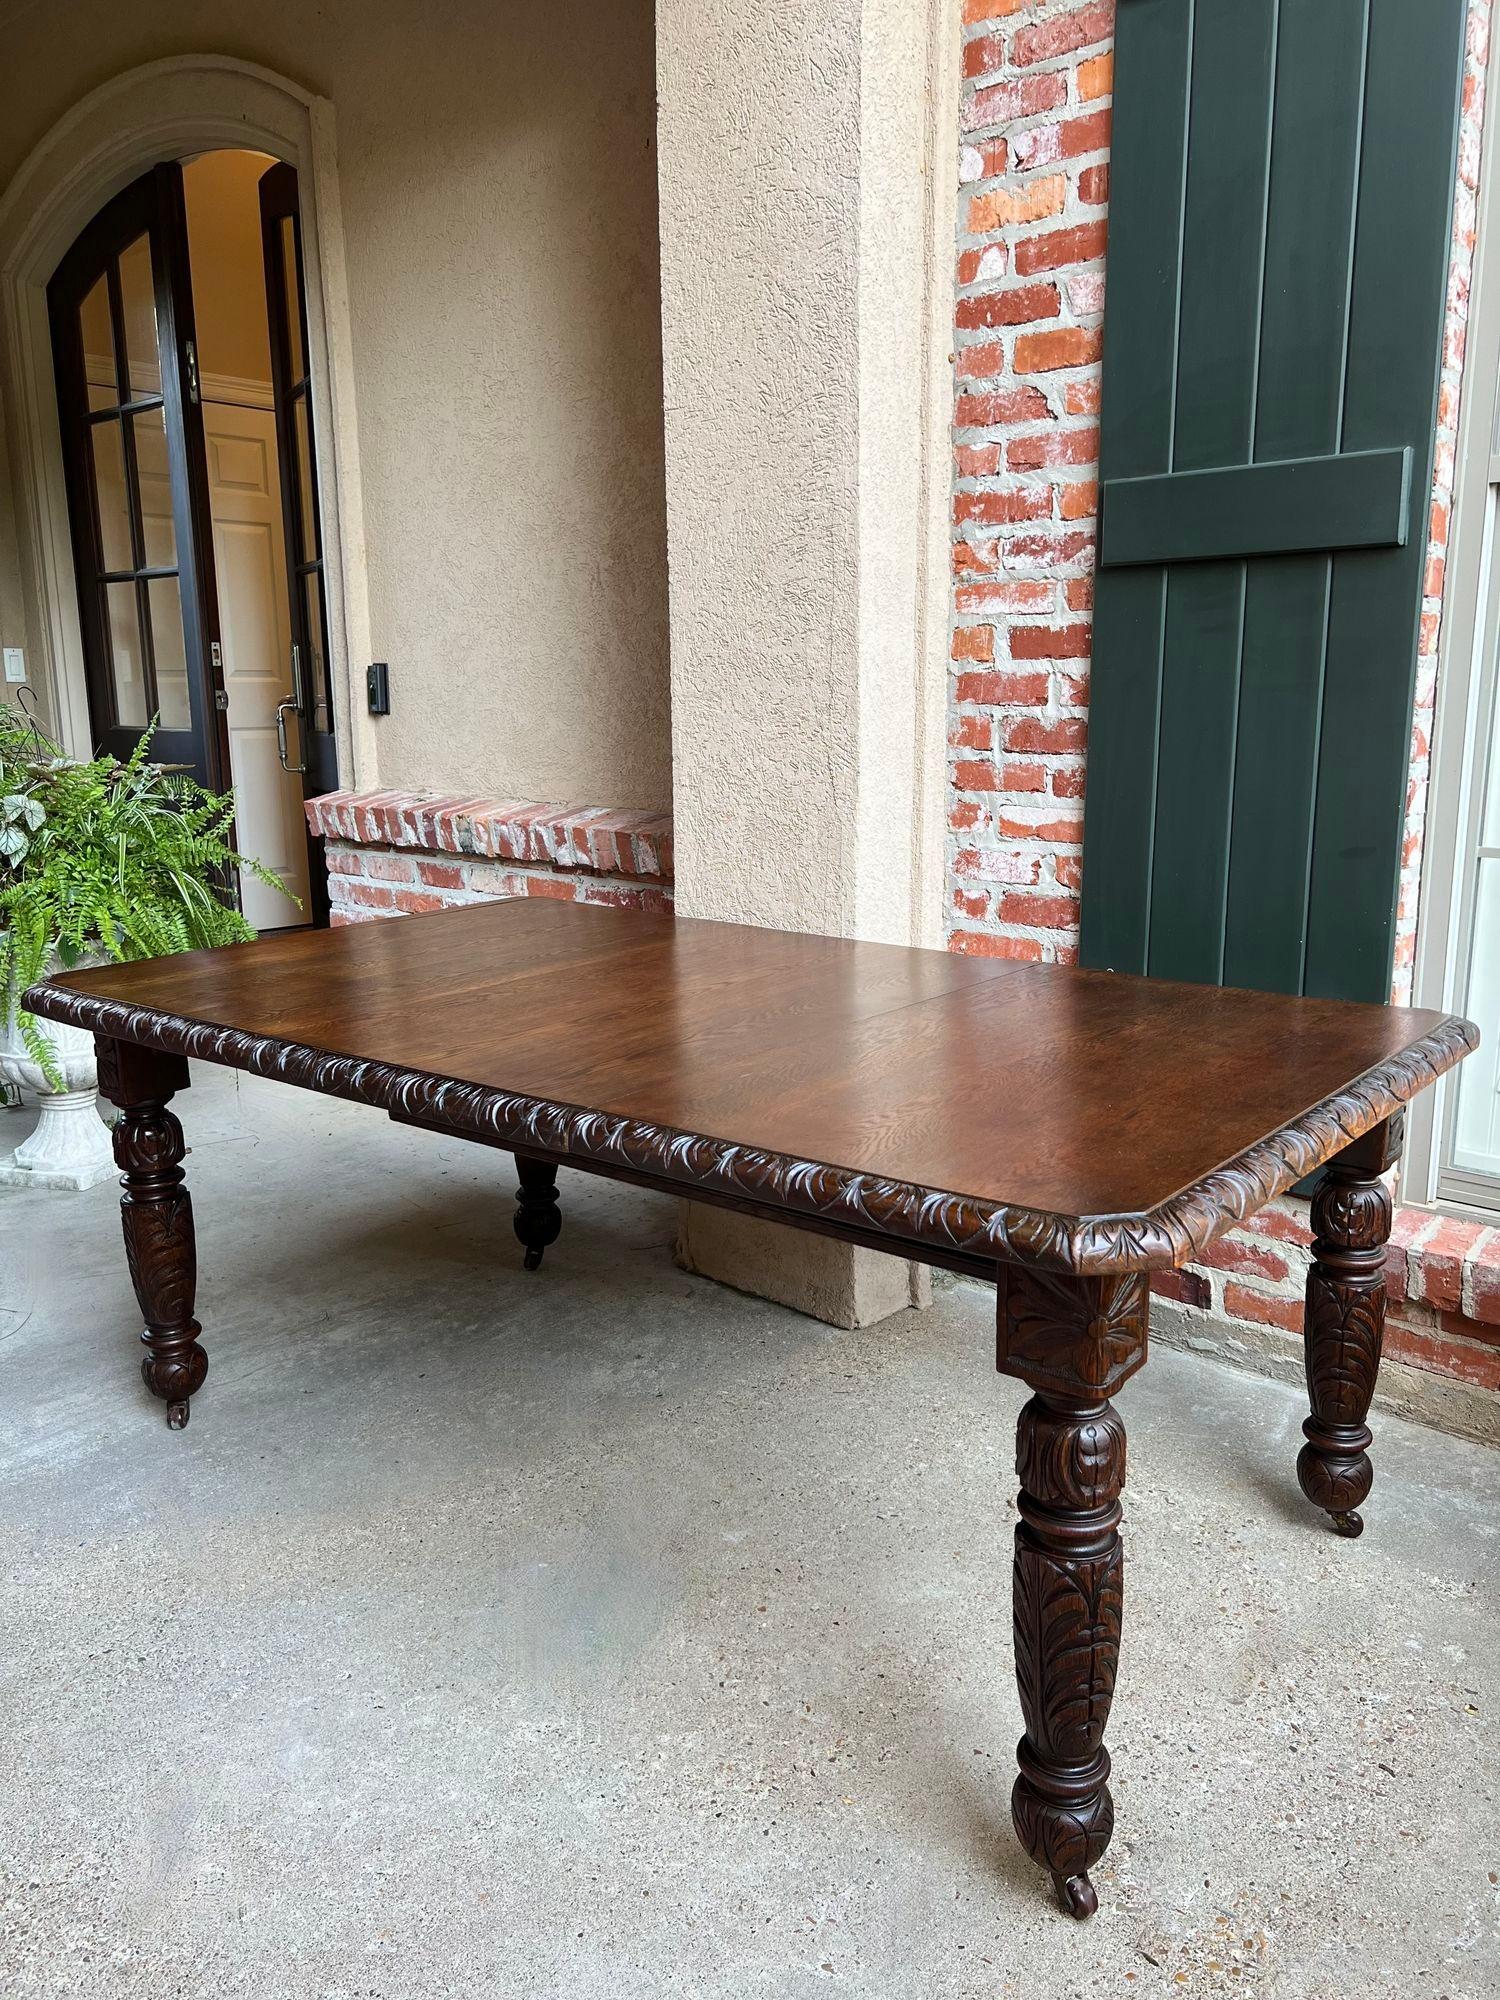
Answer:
xmin=1331 ymin=1509 xmax=1363 ymax=1539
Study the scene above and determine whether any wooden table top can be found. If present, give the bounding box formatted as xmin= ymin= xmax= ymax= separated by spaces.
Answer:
xmin=28 ymin=899 xmax=1476 ymax=1274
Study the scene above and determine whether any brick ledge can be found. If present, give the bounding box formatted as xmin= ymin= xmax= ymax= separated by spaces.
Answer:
xmin=305 ymin=789 xmax=673 ymax=882
xmin=1152 ymin=1196 xmax=1500 ymax=1399
xmin=1387 ymin=1207 xmax=1500 ymax=1324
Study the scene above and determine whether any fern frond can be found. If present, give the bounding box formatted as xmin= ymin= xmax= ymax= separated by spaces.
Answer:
xmin=1 ymin=715 xmax=296 ymax=1018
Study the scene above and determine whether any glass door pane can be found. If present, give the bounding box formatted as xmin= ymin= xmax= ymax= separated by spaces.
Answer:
xmin=48 ymin=164 xmax=224 ymax=792
xmin=147 ymin=576 xmax=192 ymax=731
xmin=104 ymin=582 xmax=147 ymax=727
xmin=301 ymin=568 xmax=329 ymax=726
xmin=292 ymin=396 xmax=318 ymax=560
xmin=132 ymin=405 xmax=176 ymax=565
xmin=117 ymin=232 xmax=162 ymax=398
xmin=90 ymin=420 xmax=134 ymax=573
xmin=280 ymin=215 xmax=305 ymax=382
xmin=79 ymin=274 xmax=117 ymax=408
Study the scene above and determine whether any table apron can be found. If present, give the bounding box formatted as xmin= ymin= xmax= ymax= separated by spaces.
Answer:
xmin=386 ymin=1107 xmax=1007 ymax=1284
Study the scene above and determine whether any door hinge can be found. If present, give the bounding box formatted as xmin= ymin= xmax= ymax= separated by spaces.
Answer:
xmin=185 ymin=339 xmax=200 ymax=405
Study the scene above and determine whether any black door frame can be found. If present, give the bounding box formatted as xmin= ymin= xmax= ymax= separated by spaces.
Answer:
xmin=259 ymin=161 xmax=338 ymax=924
xmin=48 ymin=163 xmax=228 ymax=791
xmin=48 ymin=154 xmax=340 ymax=930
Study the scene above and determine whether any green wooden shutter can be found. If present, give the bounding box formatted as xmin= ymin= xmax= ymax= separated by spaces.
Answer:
xmin=1079 ymin=0 xmax=1468 ymax=1001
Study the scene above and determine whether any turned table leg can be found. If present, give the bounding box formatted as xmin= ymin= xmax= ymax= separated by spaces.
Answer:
xmin=96 ymin=1037 xmax=205 ymax=1429
xmin=997 ymin=1267 xmax=1148 ymax=1919
xmin=1297 ymin=1116 xmax=1401 ymax=1539
xmin=1012 ymin=1388 xmax=1125 ymax=1918
xmin=513 ymin=1154 xmax=561 ymax=1271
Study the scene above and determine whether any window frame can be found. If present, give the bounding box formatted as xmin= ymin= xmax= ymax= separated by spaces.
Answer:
xmin=1407 ymin=94 xmax=1500 ymax=1218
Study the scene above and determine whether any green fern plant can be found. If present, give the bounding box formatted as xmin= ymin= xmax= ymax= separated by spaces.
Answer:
xmin=0 ymin=709 xmax=293 ymax=1087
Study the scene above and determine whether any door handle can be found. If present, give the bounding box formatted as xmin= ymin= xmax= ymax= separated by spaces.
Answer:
xmin=276 ymin=696 xmax=306 ymax=774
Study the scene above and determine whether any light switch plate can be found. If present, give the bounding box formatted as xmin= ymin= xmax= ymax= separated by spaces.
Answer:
xmin=2 ymin=648 xmax=24 ymax=684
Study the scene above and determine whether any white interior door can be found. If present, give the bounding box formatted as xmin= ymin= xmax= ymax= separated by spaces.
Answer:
xmin=201 ymin=401 xmax=312 ymax=929
xmin=134 ymin=398 xmax=311 ymax=929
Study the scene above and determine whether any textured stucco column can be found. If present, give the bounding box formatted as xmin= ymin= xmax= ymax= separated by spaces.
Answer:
xmin=656 ymin=0 xmax=958 ymax=1326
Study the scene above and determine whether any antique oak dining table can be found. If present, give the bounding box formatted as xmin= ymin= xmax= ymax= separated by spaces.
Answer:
xmin=26 ymin=897 xmax=1478 ymax=1919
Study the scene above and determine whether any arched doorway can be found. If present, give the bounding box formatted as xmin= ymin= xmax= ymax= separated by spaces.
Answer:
xmin=0 ymin=57 xmax=372 ymax=927
xmin=48 ymin=151 xmax=332 ymax=926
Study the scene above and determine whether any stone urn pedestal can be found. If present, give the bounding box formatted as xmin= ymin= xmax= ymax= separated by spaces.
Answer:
xmin=0 ymin=983 xmax=115 ymax=1192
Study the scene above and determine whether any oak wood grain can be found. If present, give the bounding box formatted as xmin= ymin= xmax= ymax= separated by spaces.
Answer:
xmin=27 ymin=898 xmax=1475 ymax=1273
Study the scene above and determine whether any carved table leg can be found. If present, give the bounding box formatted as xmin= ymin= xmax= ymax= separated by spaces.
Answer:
xmin=513 ymin=1154 xmax=561 ymax=1271
xmin=1012 ymin=1389 xmax=1125 ymax=1918
xmin=1297 ymin=1117 xmax=1400 ymax=1539
xmin=997 ymin=1267 xmax=1147 ymax=1919
xmin=96 ymin=1037 xmax=204 ymax=1429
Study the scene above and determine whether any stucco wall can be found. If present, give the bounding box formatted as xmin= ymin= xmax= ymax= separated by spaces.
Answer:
xmin=656 ymin=0 xmax=958 ymax=1326
xmin=656 ymin=0 xmax=864 ymax=935
xmin=0 ymin=0 xmax=671 ymax=809
xmin=657 ymin=0 xmax=954 ymax=945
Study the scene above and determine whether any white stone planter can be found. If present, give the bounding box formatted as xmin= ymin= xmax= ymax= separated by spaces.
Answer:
xmin=0 ymin=956 xmax=115 ymax=1191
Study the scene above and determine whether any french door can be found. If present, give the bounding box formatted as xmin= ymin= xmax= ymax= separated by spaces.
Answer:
xmin=259 ymin=163 xmax=336 ymax=923
xmin=259 ymin=167 xmax=338 ymax=790
xmin=48 ymin=164 xmax=225 ymax=791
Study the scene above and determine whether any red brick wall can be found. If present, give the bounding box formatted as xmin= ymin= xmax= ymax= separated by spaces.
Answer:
xmin=946 ymin=0 xmax=1499 ymax=1410
xmin=948 ymin=0 xmax=1112 ymax=965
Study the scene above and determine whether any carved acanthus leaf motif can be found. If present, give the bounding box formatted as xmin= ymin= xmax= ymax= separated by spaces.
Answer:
xmin=1011 ymin=1777 xmax=1113 ymax=1882
xmin=999 ymin=1270 xmax=1148 ymax=1396
xmin=113 ymin=1104 xmax=187 ymax=1179
xmin=1014 ymin=1544 xmax=1124 ymax=1758
xmin=122 ymin=1194 xmax=198 ymax=1333
xmin=94 ymin=1033 xmax=124 ymax=1109
xmin=1015 ymin=1400 xmax=1126 ymax=1510
xmin=1298 ymin=1158 xmax=1392 ymax=1526
xmin=1010 ymin=1390 xmax=1126 ymax=1901
xmin=1313 ymin=1175 xmax=1392 ymax=1253
xmin=27 ymin=983 xmax=1477 ymax=1276
xmin=108 ymin=1092 xmax=206 ymax=1420
xmin=1305 ymin=1277 xmax=1383 ymax=1421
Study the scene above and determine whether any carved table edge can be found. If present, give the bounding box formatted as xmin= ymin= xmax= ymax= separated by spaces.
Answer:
xmin=26 ymin=983 xmax=1477 ymax=1276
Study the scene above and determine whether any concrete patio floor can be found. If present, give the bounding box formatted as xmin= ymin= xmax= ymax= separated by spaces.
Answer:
xmin=2 ymin=1062 xmax=1498 ymax=1999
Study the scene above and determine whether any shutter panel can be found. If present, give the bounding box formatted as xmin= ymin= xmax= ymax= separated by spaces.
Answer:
xmin=1079 ymin=0 xmax=1468 ymax=1002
